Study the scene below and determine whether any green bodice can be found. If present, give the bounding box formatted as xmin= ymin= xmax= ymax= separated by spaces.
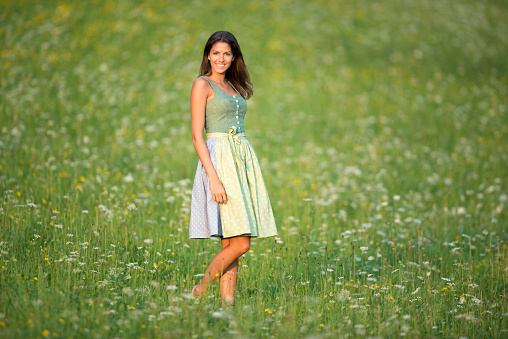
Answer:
xmin=200 ymin=76 xmax=247 ymax=134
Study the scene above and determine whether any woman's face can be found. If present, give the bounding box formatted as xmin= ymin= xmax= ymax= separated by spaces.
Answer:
xmin=208 ymin=42 xmax=234 ymax=75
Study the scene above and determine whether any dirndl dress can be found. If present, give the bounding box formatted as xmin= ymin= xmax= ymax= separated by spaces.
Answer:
xmin=189 ymin=76 xmax=278 ymax=239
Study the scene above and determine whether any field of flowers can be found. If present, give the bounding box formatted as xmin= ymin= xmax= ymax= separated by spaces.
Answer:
xmin=1 ymin=0 xmax=507 ymax=337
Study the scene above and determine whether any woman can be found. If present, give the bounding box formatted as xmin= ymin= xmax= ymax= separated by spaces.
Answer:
xmin=188 ymin=31 xmax=278 ymax=307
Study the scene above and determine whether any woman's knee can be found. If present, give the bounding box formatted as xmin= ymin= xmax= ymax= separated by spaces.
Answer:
xmin=240 ymin=241 xmax=250 ymax=254
xmin=232 ymin=238 xmax=250 ymax=255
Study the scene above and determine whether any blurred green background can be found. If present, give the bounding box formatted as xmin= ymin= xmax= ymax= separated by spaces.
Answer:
xmin=1 ymin=0 xmax=507 ymax=338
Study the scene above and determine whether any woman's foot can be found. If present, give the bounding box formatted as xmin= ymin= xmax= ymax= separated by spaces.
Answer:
xmin=221 ymin=295 xmax=235 ymax=308
xmin=192 ymin=284 xmax=204 ymax=299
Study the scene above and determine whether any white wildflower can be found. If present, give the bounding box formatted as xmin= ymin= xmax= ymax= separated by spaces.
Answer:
xmin=124 ymin=173 xmax=134 ymax=182
xmin=122 ymin=287 xmax=134 ymax=296
xmin=336 ymin=289 xmax=351 ymax=301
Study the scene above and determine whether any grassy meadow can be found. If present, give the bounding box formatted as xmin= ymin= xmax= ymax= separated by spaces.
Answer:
xmin=1 ymin=0 xmax=508 ymax=337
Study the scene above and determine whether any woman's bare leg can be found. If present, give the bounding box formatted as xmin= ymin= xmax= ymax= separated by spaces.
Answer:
xmin=194 ymin=236 xmax=249 ymax=298
xmin=219 ymin=238 xmax=239 ymax=307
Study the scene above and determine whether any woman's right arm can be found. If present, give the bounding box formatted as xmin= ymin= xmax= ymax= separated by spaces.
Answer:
xmin=190 ymin=78 xmax=227 ymax=204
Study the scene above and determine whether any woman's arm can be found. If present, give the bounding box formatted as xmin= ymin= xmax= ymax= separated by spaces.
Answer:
xmin=190 ymin=78 xmax=227 ymax=204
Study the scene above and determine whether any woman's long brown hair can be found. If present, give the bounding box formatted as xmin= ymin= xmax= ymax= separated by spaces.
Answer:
xmin=199 ymin=31 xmax=253 ymax=100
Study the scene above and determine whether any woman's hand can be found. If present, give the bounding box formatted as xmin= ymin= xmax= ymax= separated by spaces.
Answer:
xmin=210 ymin=178 xmax=227 ymax=204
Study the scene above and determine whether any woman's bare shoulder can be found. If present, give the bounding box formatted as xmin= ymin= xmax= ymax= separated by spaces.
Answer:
xmin=192 ymin=76 xmax=210 ymax=88
xmin=191 ymin=76 xmax=213 ymax=103
xmin=192 ymin=76 xmax=212 ymax=94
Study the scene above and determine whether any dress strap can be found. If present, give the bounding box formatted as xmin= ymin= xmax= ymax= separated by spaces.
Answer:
xmin=200 ymin=76 xmax=241 ymax=96
xmin=226 ymin=79 xmax=241 ymax=95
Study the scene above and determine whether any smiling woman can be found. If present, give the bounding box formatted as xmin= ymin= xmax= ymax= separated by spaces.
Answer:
xmin=208 ymin=43 xmax=233 ymax=77
xmin=198 ymin=31 xmax=253 ymax=100
xmin=188 ymin=31 xmax=277 ymax=307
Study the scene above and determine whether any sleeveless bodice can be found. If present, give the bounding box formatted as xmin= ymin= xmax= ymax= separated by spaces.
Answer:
xmin=200 ymin=76 xmax=247 ymax=134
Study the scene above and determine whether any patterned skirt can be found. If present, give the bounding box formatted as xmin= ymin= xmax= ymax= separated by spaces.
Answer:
xmin=189 ymin=127 xmax=278 ymax=239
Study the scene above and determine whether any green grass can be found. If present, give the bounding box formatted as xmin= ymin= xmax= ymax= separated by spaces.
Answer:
xmin=1 ymin=0 xmax=507 ymax=337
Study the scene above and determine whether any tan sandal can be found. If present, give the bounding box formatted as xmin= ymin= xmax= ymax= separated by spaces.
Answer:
xmin=191 ymin=285 xmax=200 ymax=299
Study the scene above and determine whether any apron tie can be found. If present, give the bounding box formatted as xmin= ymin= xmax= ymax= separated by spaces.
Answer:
xmin=206 ymin=126 xmax=247 ymax=169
